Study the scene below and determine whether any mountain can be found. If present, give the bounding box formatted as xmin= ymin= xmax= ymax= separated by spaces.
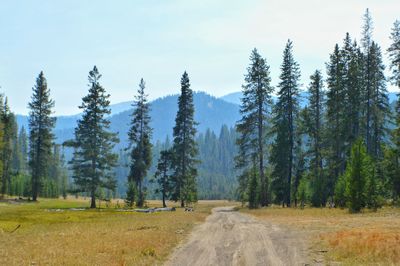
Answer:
xmin=220 ymin=92 xmax=242 ymax=105
xmin=16 ymin=91 xmax=241 ymax=148
xmin=110 ymin=91 xmax=240 ymax=150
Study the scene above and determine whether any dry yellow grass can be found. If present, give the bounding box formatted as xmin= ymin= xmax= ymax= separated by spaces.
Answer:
xmin=242 ymin=206 xmax=400 ymax=265
xmin=0 ymin=198 xmax=231 ymax=266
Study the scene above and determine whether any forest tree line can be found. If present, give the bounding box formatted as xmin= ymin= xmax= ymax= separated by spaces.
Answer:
xmin=236 ymin=9 xmax=400 ymax=212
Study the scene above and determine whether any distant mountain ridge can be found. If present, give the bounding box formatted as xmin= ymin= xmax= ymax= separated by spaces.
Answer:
xmin=16 ymin=91 xmax=241 ymax=149
xmin=16 ymin=90 xmax=398 ymax=148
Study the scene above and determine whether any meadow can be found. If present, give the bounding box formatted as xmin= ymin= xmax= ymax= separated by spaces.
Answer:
xmin=0 ymin=197 xmax=229 ymax=266
xmin=243 ymin=206 xmax=400 ymax=265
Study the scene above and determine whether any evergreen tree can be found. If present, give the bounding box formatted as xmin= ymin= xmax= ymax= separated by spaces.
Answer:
xmin=341 ymin=34 xmax=363 ymax=148
xmin=59 ymin=148 xmax=68 ymax=199
xmin=343 ymin=139 xmax=372 ymax=213
xmin=154 ymin=150 xmax=172 ymax=207
xmin=388 ymin=20 xmax=400 ymax=90
xmin=385 ymin=20 xmax=400 ymax=205
xmin=361 ymin=8 xmax=374 ymax=154
xmin=170 ymin=72 xmax=198 ymax=207
xmin=235 ymin=48 xmax=273 ymax=207
xmin=127 ymin=78 xmax=152 ymax=207
xmin=385 ymin=89 xmax=400 ymax=204
xmin=28 ymin=72 xmax=56 ymax=201
xmin=68 ymin=66 xmax=119 ymax=208
xmin=1 ymin=98 xmax=17 ymax=196
xmin=125 ymin=181 xmax=136 ymax=208
xmin=248 ymin=156 xmax=259 ymax=209
xmin=270 ymin=40 xmax=301 ymax=207
xmin=325 ymin=44 xmax=346 ymax=202
xmin=304 ymin=70 xmax=326 ymax=206
xmin=369 ymin=42 xmax=389 ymax=159
xmin=18 ymin=126 xmax=29 ymax=173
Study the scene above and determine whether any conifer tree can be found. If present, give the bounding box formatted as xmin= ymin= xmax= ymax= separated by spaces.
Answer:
xmin=325 ymin=44 xmax=346 ymax=201
xmin=1 ymin=98 xmax=16 ymax=196
xmin=386 ymin=20 xmax=400 ymax=204
xmin=18 ymin=126 xmax=29 ymax=173
xmin=343 ymin=139 xmax=372 ymax=213
xmin=388 ymin=20 xmax=400 ymax=90
xmin=361 ymin=8 xmax=374 ymax=154
xmin=68 ymin=66 xmax=119 ymax=208
xmin=154 ymin=150 xmax=172 ymax=207
xmin=304 ymin=70 xmax=326 ymax=206
xmin=28 ymin=72 xmax=56 ymax=201
xmin=369 ymin=42 xmax=389 ymax=159
xmin=270 ymin=40 xmax=301 ymax=207
xmin=344 ymin=38 xmax=364 ymax=147
xmin=235 ymin=48 xmax=273 ymax=207
xmin=170 ymin=72 xmax=198 ymax=207
xmin=127 ymin=79 xmax=152 ymax=207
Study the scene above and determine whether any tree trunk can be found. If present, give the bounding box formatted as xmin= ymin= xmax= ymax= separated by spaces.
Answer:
xmin=162 ymin=193 xmax=166 ymax=208
xmin=181 ymin=199 xmax=185 ymax=208
xmin=258 ymin=97 xmax=267 ymax=206
xmin=90 ymin=190 xmax=96 ymax=208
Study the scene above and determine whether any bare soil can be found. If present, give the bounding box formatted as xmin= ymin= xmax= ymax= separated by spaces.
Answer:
xmin=165 ymin=206 xmax=311 ymax=266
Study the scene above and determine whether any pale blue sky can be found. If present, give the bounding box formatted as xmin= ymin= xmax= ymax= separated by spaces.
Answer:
xmin=0 ymin=0 xmax=399 ymax=115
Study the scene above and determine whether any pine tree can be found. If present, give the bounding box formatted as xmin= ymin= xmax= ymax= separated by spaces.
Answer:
xmin=127 ymin=78 xmax=152 ymax=207
xmin=18 ymin=126 xmax=29 ymax=173
xmin=170 ymin=72 xmax=198 ymax=207
xmin=386 ymin=20 xmax=400 ymax=204
xmin=28 ymin=72 xmax=56 ymax=201
xmin=154 ymin=150 xmax=172 ymax=207
xmin=235 ymin=48 xmax=273 ymax=207
xmin=341 ymin=34 xmax=364 ymax=148
xmin=270 ymin=40 xmax=301 ymax=207
xmin=1 ymin=97 xmax=17 ymax=196
xmin=325 ymin=44 xmax=346 ymax=202
xmin=248 ymin=156 xmax=259 ymax=209
xmin=388 ymin=20 xmax=400 ymax=90
xmin=125 ymin=181 xmax=136 ymax=208
xmin=59 ymin=148 xmax=68 ymax=199
xmin=344 ymin=139 xmax=371 ymax=213
xmin=361 ymin=8 xmax=374 ymax=154
xmin=304 ymin=70 xmax=326 ymax=206
xmin=369 ymin=42 xmax=389 ymax=159
xmin=68 ymin=66 xmax=119 ymax=208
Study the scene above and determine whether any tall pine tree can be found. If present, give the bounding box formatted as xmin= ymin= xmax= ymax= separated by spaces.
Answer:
xmin=28 ymin=72 xmax=56 ymax=201
xmin=388 ymin=20 xmax=400 ymax=90
xmin=369 ymin=42 xmax=389 ymax=159
xmin=304 ymin=70 xmax=326 ymax=206
xmin=270 ymin=40 xmax=301 ymax=207
xmin=68 ymin=66 xmax=119 ymax=208
xmin=235 ymin=48 xmax=273 ymax=207
xmin=127 ymin=78 xmax=152 ymax=207
xmin=171 ymin=72 xmax=198 ymax=207
xmin=325 ymin=44 xmax=346 ymax=202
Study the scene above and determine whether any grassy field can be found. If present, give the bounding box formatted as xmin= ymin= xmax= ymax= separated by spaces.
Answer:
xmin=242 ymin=206 xmax=400 ymax=265
xmin=0 ymin=197 xmax=230 ymax=266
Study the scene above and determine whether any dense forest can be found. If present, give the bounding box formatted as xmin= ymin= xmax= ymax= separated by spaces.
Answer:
xmin=236 ymin=10 xmax=400 ymax=212
xmin=0 ymin=9 xmax=399 ymax=212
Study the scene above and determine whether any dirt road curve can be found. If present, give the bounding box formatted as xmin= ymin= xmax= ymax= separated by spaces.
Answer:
xmin=165 ymin=206 xmax=309 ymax=266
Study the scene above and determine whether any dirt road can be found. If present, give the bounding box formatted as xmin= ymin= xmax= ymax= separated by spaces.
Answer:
xmin=165 ymin=206 xmax=310 ymax=266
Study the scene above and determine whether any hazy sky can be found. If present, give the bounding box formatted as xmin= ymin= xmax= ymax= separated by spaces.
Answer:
xmin=1 ymin=0 xmax=399 ymax=115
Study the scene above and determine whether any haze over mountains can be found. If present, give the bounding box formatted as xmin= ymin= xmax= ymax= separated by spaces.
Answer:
xmin=16 ymin=92 xmax=241 ymax=149
xmin=15 ymin=90 xmax=398 ymax=149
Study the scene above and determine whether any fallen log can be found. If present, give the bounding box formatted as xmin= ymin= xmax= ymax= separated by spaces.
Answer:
xmin=154 ymin=207 xmax=176 ymax=212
